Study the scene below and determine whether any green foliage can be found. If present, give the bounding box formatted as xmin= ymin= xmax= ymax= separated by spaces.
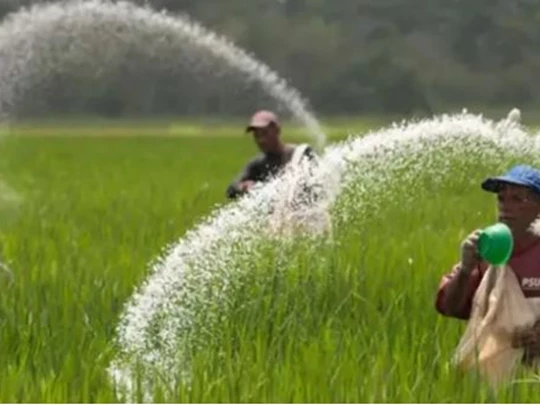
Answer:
xmin=1 ymin=122 xmax=540 ymax=401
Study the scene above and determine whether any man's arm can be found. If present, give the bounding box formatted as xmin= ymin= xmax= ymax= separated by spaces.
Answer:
xmin=226 ymin=159 xmax=259 ymax=200
xmin=435 ymin=230 xmax=486 ymax=320
xmin=435 ymin=263 xmax=484 ymax=320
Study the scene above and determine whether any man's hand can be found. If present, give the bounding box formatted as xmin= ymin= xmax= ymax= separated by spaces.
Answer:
xmin=459 ymin=229 xmax=482 ymax=274
xmin=512 ymin=321 xmax=540 ymax=348
xmin=512 ymin=320 xmax=540 ymax=362
xmin=239 ymin=180 xmax=256 ymax=193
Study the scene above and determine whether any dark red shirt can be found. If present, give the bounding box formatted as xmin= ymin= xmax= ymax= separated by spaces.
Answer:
xmin=435 ymin=239 xmax=540 ymax=319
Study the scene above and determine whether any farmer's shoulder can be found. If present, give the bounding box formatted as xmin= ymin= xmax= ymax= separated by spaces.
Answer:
xmin=243 ymin=153 xmax=268 ymax=171
xmin=299 ymin=144 xmax=318 ymax=160
xmin=249 ymin=153 xmax=268 ymax=165
xmin=304 ymin=145 xmax=315 ymax=155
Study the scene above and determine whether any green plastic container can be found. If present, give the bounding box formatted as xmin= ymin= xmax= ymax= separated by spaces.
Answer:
xmin=478 ymin=222 xmax=514 ymax=266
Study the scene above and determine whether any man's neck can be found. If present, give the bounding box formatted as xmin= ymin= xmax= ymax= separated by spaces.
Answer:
xmin=266 ymin=143 xmax=288 ymax=158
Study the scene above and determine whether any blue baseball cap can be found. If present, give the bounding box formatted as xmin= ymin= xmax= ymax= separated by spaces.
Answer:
xmin=481 ymin=165 xmax=540 ymax=196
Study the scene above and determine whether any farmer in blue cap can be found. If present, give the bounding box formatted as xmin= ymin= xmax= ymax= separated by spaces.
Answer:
xmin=436 ymin=164 xmax=540 ymax=364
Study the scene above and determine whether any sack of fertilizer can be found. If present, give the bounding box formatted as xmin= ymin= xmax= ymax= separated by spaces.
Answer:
xmin=452 ymin=265 xmax=539 ymax=389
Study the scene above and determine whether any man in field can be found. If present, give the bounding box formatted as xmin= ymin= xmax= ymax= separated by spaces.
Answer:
xmin=226 ymin=110 xmax=318 ymax=200
xmin=226 ymin=110 xmax=331 ymax=237
xmin=435 ymin=164 xmax=540 ymax=364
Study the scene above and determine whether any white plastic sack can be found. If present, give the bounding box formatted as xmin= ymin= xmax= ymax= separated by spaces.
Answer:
xmin=452 ymin=265 xmax=538 ymax=389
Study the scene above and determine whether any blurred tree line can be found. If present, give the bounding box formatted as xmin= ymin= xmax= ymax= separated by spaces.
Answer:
xmin=1 ymin=0 xmax=540 ymax=118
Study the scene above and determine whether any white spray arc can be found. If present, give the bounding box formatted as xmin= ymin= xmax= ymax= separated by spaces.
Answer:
xmin=0 ymin=0 xmax=326 ymax=149
xmin=108 ymin=109 xmax=540 ymax=401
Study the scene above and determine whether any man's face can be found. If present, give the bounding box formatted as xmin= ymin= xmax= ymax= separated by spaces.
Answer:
xmin=251 ymin=124 xmax=280 ymax=153
xmin=497 ymin=183 xmax=540 ymax=236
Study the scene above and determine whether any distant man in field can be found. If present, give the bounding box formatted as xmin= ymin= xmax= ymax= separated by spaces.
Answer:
xmin=225 ymin=110 xmax=318 ymax=200
xmin=435 ymin=164 xmax=540 ymax=365
xmin=226 ymin=110 xmax=331 ymax=237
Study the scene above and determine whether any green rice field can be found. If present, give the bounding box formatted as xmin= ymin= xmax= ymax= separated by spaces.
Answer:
xmin=0 ymin=119 xmax=540 ymax=403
